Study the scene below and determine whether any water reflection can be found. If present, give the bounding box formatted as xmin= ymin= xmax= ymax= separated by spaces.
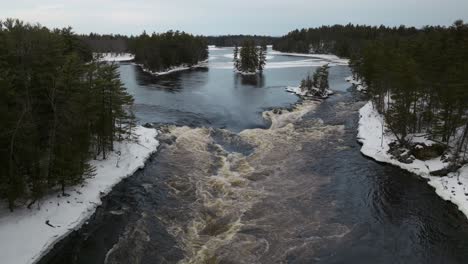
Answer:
xmin=234 ymin=73 xmax=266 ymax=87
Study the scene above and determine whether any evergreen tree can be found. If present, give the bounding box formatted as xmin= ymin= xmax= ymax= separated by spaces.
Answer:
xmin=235 ymin=40 xmax=263 ymax=73
xmin=299 ymin=65 xmax=330 ymax=97
xmin=258 ymin=43 xmax=267 ymax=72
xmin=233 ymin=44 xmax=240 ymax=70
xmin=130 ymin=31 xmax=208 ymax=73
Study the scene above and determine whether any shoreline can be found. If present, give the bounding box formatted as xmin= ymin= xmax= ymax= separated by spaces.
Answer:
xmin=134 ymin=60 xmax=208 ymax=76
xmin=357 ymin=101 xmax=468 ymax=219
xmin=0 ymin=126 xmax=159 ymax=264
xmin=285 ymin=85 xmax=334 ymax=99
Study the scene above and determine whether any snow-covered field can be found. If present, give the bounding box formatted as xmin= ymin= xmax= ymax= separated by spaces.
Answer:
xmin=97 ymin=53 xmax=135 ymax=62
xmin=0 ymin=126 xmax=159 ymax=264
xmin=358 ymin=102 xmax=468 ymax=218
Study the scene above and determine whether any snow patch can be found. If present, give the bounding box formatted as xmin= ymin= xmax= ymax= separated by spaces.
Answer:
xmin=208 ymin=45 xmax=228 ymax=51
xmin=358 ymin=102 xmax=468 ymax=219
xmin=96 ymin=53 xmax=135 ymax=62
xmin=286 ymin=86 xmax=334 ymax=99
xmin=0 ymin=126 xmax=159 ymax=264
xmin=345 ymin=76 xmax=367 ymax=92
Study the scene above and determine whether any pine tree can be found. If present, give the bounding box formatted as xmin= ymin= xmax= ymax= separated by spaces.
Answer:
xmin=258 ymin=43 xmax=267 ymax=72
xmin=233 ymin=45 xmax=240 ymax=70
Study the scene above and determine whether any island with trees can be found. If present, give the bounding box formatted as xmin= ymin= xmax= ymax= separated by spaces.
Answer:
xmin=129 ymin=31 xmax=208 ymax=75
xmin=233 ymin=40 xmax=267 ymax=74
xmin=287 ymin=64 xmax=333 ymax=98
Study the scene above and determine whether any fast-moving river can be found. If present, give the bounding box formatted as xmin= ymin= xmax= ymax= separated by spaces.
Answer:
xmin=39 ymin=48 xmax=468 ymax=264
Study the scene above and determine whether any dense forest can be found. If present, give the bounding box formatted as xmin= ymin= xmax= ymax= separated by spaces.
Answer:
xmin=0 ymin=19 xmax=136 ymax=211
xmin=80 ymin=34 xmax=273 ymax=54
xmin=351 ymin=21 xmax=468 ymax=165
xmin=80 ymin=33 xmax=130 ymax=53
xmin=273 ymin=24 xmax=420 ymax=57
xmin=130 ymin=30 xmax=208 ymax=73
xmin=206 ymin=35 xmax=277 ymax=47
xmin=233 ymin=41 xmax=267 ymax=73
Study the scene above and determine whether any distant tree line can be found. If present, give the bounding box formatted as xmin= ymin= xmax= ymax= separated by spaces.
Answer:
xmin=233 ymin=41 xmax=267 ymax=73
xmin=0 ymin=19 xmax=135 ymax=211
xmin=80 ymin=33 xmax=130 ymax=53
xmin=129 ymin=30 xmax=208 ymax=73
xmin=80 ymin=34 xmax=277 ymax=53
xmin=205 ymin=35 xmax=277 ymax=47
xmin=273 ymin=24 xmax=420 ymax=57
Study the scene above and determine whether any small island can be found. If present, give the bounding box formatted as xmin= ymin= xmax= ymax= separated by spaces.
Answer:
xmin=233 ymin=41 xmax=267 ymax=74
xmin=287 ymin=64 xmax=333 ymax=98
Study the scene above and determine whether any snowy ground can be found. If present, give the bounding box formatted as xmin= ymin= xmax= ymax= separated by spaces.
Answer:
xmin=96 ymin=53 xmax=135 ymax=62
xmin=358 ymin=102 xmax=468 ymax=219
xmin=135 ymin=60 xmax=208 ymax=76
xmin=0 ymin=126 xmax=159 ymax=264
xmin=345 ymin=76 xmax=367 ymax=92
xmin=286 ymin=86 xmax=334 ymax=98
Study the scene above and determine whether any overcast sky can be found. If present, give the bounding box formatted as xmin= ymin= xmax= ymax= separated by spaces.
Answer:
xmin=2 ymin=0 xmax=467 ymax=36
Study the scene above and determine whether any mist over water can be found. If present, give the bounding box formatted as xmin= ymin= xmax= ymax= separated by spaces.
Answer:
xmin=39 ymin=48 xmax=468 ymax=264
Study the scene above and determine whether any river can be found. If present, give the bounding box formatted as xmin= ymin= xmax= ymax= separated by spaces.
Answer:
xmin=39 ymin=48 xmax=468 ymax=264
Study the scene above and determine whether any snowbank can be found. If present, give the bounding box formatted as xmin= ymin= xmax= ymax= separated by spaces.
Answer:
xmin=345 ymin=76 xmax=367 ymax=92
xmin=0 ymin=126 xmax=159 ymax=264
xmin=96 ymin=53 xmax=135 ymax=62
xmin=136 ymin=60 xmax=208 ymax=76
xmin=358 ymin=102 xmax=468 ymax=218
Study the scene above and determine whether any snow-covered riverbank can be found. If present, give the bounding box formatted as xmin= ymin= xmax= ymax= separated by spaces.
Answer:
xmin=358 ymin=102 xmax=468 ymax=219
xmin=286 ymin=86 xmax=333 ymax=98
xmin=135 ymin=60 xmax=208 ymax=76
xmin=0 ymin=126 xmax=159 ymax=264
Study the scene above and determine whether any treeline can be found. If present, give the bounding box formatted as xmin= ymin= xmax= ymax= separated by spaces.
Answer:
xmin=80 ymin=33 xmax=130 ymax=53
xmin=0 ymin=19 xmax=135 ymax=211
xmin=206 ymin=35 xmax=277 ymax=47
xmin=130 ymin=30 xmax=208 ymax=73
xmin=273 ymin=24 xmax=419 ymax=57
xmin=351 ymin=21 xmax=468 ymax=162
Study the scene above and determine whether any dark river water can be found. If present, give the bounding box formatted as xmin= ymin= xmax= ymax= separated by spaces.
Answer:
xmin=39 ymin=48 xmax=468 ymax=264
